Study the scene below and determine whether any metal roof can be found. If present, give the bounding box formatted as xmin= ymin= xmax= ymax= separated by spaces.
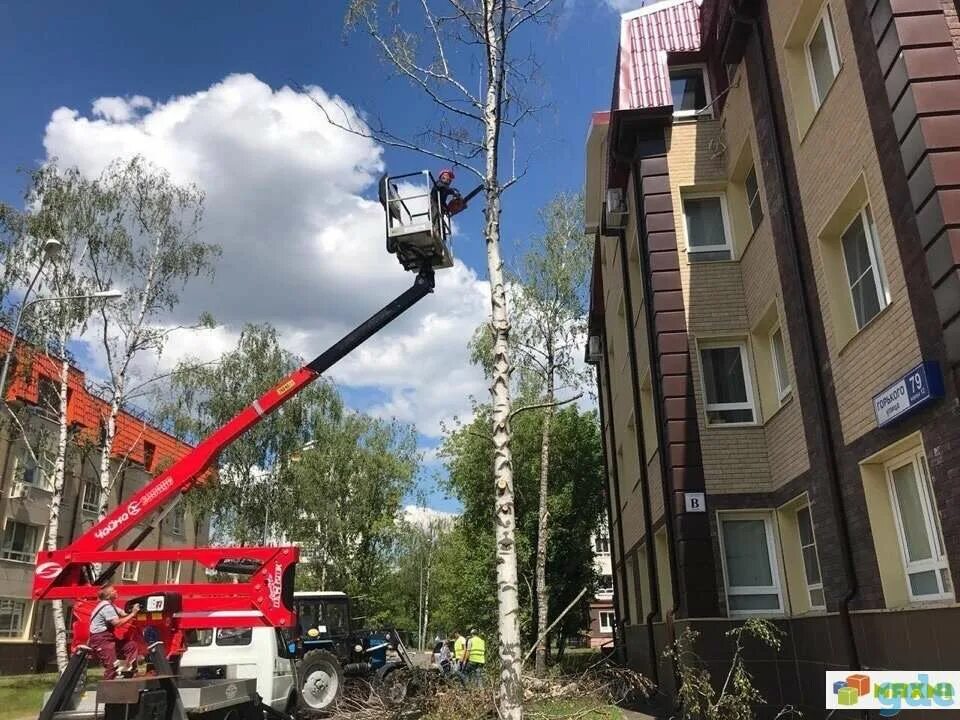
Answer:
xmin=616 ymin=0 xmax=703 ymax=112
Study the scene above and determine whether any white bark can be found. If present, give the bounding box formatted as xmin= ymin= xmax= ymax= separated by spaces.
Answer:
xmin=534 ymin=354 xmax=554 ymax=675
xmin=481 ymin=4 xmax=521 ymax=719
xmin=97 ymin=228 xmax=161 ymax=520
xmin=46 ymin=353 xmax=71 ymax=672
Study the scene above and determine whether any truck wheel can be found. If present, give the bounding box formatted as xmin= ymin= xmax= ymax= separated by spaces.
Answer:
xmin=297 ymin=650 xmax=344 ymax=714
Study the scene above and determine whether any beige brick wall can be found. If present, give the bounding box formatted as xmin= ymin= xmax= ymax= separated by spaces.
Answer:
xmin=720 ymin=56 xmax=810 ymax=488
xmin=667 ymin=120 xmax=773 ymax=494
xmin=768 ymin=0 xmax=922 ymax=444
xmin=943 ymin=0 xmax=960 ymax=62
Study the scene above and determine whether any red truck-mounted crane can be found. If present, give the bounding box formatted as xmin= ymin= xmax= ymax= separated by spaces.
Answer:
xmin=34 ymin=172 xmax=463 ymax=720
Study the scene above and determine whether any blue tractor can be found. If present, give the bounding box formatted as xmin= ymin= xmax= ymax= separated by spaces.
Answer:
xmin=290 ymin=591 xmax=414 ymax=714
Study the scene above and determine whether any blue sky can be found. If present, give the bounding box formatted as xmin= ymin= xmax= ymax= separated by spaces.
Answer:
xmin=0 ymin=1 xmax=628 ymax=512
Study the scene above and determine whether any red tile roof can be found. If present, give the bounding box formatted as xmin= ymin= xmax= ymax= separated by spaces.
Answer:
xmin=1 ymin=328 xmax=195 ymax=471
xmin=616 ymin=0 xmax=703 ymax=112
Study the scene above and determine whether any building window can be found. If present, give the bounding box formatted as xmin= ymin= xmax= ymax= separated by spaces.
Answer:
xmin=595 ymin=535 xmax=610 ymax=555
xmin=82 ymin=478 xmax=101 ymax=514
xmin=841 ymin=206 xmax=888 ymax=330
xmin=166 ymin=560 xmax=181 ymax=584
xmin=171 ymin=505 xmax=185 ymax=536
xmin=770 ymin=326 xmax=791 ymax=402
xmin=670 ymin=66 xmax=710 ymax=118
xmin=0 ymin=598 xmax=26 ymax=638
xmin=683 ymin=194 xmax=732 ymax=261
xmin=598 ymin=574 xmax=614 ymax=596
xmin=796 ymin=506 xmax=825 ymax=609
xmin=1 ymin=521 xmax=41 ymax=563
xmin=719 ymin=514 xmax=783 ymax=614
xmin=887 ymin=451 xmax=952 ymax=601
xmin=598 ymin=611 xmax=614 ymax=633
xmin=699 ymin=343 xmax=757 ymax=425
xmin=122 ymin=562 xmax=139 ymax=582
xmin=745 ymin=166 xmax=763 ymax=232
xmin=143 ymin=441 xmax=156 ymax=471
xmin=805 ymin=3 xmax=840 ymax=108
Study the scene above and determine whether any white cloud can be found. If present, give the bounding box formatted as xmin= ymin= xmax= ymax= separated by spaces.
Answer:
xmin=46 ymin=73 xmax=489 ymax=440
xmin=401 ymin=504 xmax=458 ymax=530
xmin=603 ymin=0 xmax=650 ymax=11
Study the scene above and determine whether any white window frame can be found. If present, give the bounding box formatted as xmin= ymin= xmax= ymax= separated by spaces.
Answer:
xmin=669 ymin=64 xmax=714 ymax=119
xmin=717 ymin=511 xmax=784 ymax=616
xmin=0 ymin=598 xmax=27 ymax=639
xmin=804 ymin=2 xmax=841 ymax=109
xmin=698 ymin=341 xmax=758 ymax=426
xmin=81 ymin=478 xmax=101 ymax=514
xmin=598 ymin=611 xmax=615 ymax=633
xmin=166 ymin=560 xmax=182 ymax=584
xmin=682 ymin=193 xmax=733 ymax=258
xmin=122 ymin=562 xmax=140 ymax=582
xmin=1 ymin=520 xmax=41 ymax=563
xmin=840 ymin=205 xmax=889 ymax=331
xmin=769 ymin=325 xmax=792 ymax=402
xmin=796 ymin=505 xmax=825 ymax=610
xmin=595 ymin=535 xmax=610 ymax=555
xmin=886 ymin=449 xmax=953 ymax=603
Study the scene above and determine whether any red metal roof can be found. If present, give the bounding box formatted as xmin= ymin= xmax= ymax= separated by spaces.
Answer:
xmin=616 ymin=0 xmax=703 ymax=112
xmin=1 ymin=328 xmax=195 ymax=471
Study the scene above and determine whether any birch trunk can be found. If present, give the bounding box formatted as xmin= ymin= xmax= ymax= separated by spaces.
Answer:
xmin=482 ymin=4 xmax=521 ymax=717
xmin=533 ymin=355 xmax=554 ymax=675
xmin=47 ymin=353 xmax=71 ymax=672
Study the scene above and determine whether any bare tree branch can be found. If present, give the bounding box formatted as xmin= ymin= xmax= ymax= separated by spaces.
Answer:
xmin=508 ymin=392 xmax=582 ymax=422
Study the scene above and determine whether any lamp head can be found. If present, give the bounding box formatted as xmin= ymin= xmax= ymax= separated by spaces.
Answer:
xmin=42 ymin=238 xmax=62 ymax=259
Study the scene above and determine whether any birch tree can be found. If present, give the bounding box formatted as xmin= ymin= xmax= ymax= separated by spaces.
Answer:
xmin=82 ymin=156 xmax=219 ymax=521
xmin=324 ymin=4 xmax=558 ymax=715
xmin=0 ymin=166 xmax=110 ymax=670
xmin=509 ymin=193 xmax=590 ymax=673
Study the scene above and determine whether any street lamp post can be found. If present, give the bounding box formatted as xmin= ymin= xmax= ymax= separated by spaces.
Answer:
xmin=0 ymin=277 xmax=123 ymax=405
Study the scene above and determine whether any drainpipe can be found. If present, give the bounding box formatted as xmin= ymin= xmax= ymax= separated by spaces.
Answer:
xmin=614 ymin=229 xmax=661 ymax=685
xmin=594 ymin=361 xmax=628 ymax=664
xmin=742 ymin=5 xmax=860 ymax=671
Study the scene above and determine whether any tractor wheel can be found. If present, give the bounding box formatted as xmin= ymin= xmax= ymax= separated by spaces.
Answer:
xmin=375 ymin=664 xmax=412 ymax=706
xmin=297 ymin=650 xmax=344 ymax=715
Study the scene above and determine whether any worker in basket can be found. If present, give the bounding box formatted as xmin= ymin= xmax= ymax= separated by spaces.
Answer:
xmin=434 ymin=168 xmax=466 ymax=217
xmin=89 ymin=584 xmax=141 ymax=679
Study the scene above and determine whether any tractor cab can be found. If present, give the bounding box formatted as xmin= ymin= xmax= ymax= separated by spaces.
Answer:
xmin=294 ymin=591 xmax=352 ymax=647
xmin=381 ymin=170 xmax=454 ymax=271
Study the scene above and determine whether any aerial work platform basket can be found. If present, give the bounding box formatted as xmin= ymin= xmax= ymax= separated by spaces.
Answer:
xmin=381 ymin=170 xmax=454 ymax=271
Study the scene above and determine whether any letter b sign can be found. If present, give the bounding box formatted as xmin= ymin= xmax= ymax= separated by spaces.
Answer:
xmin=684 ymin=492 xmax=706 ymax=513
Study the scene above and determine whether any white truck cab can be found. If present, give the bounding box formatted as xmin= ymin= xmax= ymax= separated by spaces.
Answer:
xmin=179 ymin=626 xmax=296 ymax=713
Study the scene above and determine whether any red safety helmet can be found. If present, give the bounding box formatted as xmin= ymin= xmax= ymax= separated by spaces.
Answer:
xmin=438 ymin=168 xmax=455 ymax=181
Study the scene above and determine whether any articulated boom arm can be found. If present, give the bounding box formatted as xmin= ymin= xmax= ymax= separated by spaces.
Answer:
xmin=32 ymin=266 xmax=436 ymax=630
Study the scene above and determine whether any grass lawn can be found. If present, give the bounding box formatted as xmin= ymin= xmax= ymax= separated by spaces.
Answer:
xmin=0 ymin=672 xmax=58 ymax=719
xmin=530 ymin=698 xmax=623 ymax=720
xmin=0 ymin=669 xmax=104 ymax=720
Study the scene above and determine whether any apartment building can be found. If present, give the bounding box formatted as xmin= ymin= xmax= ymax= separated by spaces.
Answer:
xmin=0 ymin=329 xmax=207 ymax=673
xmin=587 ymin=526 xmax=615 ymax=648
xmin=585 ymin=0 xmax=960 ymax=714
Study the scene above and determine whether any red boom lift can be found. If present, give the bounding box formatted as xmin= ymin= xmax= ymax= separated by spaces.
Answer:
xmin=33 ymin=172 xmax=461 ymax=720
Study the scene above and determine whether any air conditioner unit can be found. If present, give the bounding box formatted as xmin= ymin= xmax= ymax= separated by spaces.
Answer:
xmin=605 ymin=188 xmax=628 ymax=229
xmin=586 ymin=335 xmax=602 ymax=364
